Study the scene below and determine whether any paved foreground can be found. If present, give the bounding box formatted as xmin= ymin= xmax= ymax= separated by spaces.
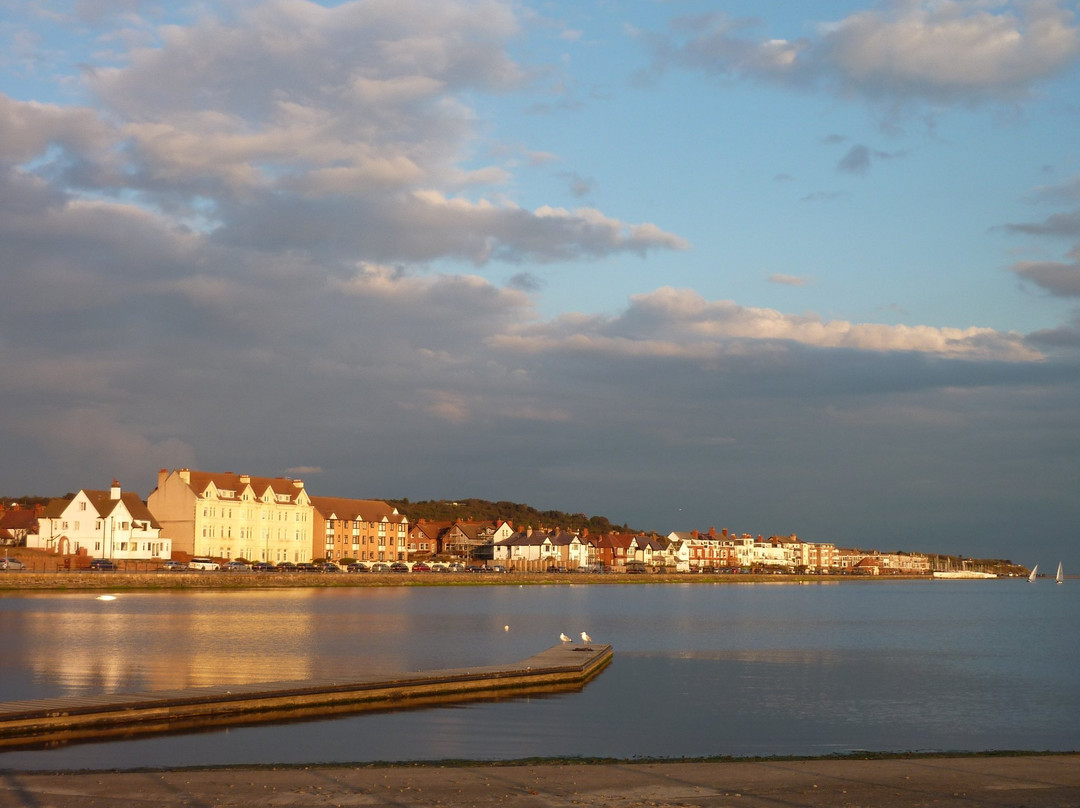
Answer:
xmin=1 ymin=755 xmax=1077 ymax=808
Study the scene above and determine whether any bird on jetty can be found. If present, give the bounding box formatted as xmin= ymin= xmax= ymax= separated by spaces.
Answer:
xmin=560 ymin=632 xmax=571 ymax=643
xmin=580 ymin=631 xmax=592 ymax=643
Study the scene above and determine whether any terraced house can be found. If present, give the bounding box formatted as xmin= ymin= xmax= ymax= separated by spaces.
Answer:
xmin=310 ymin=497 xmax=409 ymax=563
xmin=147 ymin=469 xmax=312 ymax=563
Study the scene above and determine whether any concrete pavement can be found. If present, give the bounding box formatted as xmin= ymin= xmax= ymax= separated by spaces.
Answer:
xmin=2 ymin=754 xmax=1078 ymax=807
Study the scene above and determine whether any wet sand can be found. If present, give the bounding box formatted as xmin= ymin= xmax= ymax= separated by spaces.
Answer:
xmin=1 ymin=754 xmax=1077 ymax=807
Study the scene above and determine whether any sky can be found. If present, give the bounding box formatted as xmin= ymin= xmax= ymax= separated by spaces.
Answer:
xmin=2 ymin=0 xmax=1079 ymax=571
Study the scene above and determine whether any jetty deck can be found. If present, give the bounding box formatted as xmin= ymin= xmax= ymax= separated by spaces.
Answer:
xmin=0 ymin=643 xmax=612 ymax=749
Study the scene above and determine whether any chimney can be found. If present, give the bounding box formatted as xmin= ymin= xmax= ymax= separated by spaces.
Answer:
xmin=110 ymin=480 xmax=122 ymax=500
xmin=179 ymin=469 xmax=191 ymax=484
xmin=240 ymin=474 xmax=250 ymax=485
xmin=708 ymin=526 xmax=717 ymax=538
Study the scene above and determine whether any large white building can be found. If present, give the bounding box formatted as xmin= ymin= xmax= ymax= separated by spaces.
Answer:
xmin=29 ymin=481 xmax=169 ymax=561
xmin=147 ymin=469 xmax=313 ymax=563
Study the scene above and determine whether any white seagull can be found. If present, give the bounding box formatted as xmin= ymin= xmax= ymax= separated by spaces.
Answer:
xmin=580 ymin=631 xmax=592 ymax=643
xmin=560 ymin=632 xmax=572 ymax=643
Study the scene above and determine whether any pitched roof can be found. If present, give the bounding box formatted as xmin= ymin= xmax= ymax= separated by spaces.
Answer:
xmin=81 ymin=490 xmax=160 ymax=527
xmin=182 ymin=470 xmax=307 ymax=503
xmin=0 ymin=509 xmax=39 ymax=532
xmin=310 ymin=497 xmax=406 ymax=523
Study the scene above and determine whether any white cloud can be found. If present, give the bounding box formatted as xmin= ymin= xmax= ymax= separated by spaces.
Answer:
xmin=656 ymin=1 xmax=1080 ymax=106
xmin=768 ymin=273 xmax=812 ymax=286
xmin=493 ymin=287 xmax=1043 ymax=362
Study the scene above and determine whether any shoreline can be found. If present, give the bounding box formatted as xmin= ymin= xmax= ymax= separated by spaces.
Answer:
xmin=0 ymin=570 xmax=960 ymax=592
xmin=2 ymin=753 xmax=1077 ymax=807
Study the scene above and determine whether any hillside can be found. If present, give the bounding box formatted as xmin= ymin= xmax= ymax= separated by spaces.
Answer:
xmin=385 ymin=498 xmax=638 ymax=535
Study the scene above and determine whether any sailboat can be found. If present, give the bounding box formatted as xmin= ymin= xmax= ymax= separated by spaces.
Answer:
xmin=1028 ymin=564 xmax=1038 ymax=582
xmin=1056 ymin=562 xmax=1064 ymax=584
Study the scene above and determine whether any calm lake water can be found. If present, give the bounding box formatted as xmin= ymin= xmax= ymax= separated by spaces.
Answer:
xmin=1 ymin=579 xmax=1077 ymax=769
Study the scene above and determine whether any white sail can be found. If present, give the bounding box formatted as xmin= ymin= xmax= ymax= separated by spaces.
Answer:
xmin=1028 ymin=565 xmax=1038 ymax=582
xmin=1056 ymin=562 xmax=1064 ymax=584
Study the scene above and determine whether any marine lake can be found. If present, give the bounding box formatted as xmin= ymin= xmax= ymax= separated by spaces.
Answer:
xmin=1 ymin=578 xmax=1077 ymax=769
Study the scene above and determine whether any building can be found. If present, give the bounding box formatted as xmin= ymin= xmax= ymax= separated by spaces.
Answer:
xmin=443 ymin=520 xmax=514 ymax=561
xmin=28 ymin=481 xmax=169 ymax=560
xmin=147 ymin=469 xmax=312 ymax=563
xmin=407 ymin=520 xmax=445 ymax=559
xmin=407 ymin=519 xmax=514 ymax=561
xmin=310 ymin=497 xmax=409 ymax=563
xmin=591 ymin=532 xmax=637 ymax=571
xmin=0 ymin=503 xmax=42 ymax=546
xmin=494 ymin=528 xmax=587 ymax=571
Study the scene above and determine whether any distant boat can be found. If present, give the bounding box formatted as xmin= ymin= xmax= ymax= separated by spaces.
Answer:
xmin=1028 ymin=565 xmax=1039 ymax=582
xmin=1056 ymin=562 xmax=1064 ymax=585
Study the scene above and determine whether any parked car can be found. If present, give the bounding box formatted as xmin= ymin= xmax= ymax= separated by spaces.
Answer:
xmin=448 ymin=562 xmax=465 ymax=572
xmin=0 ymin=557 xmax=26 ymax=571
xmin=276 ymin=561 xmax=297 ymax=572
xmin=490 ymin=565 xmax=509 ymax=574
xmin=251 ymin=562 xmax=277 ymax=572
xmin=411 ymin=562 xmax=432 ymax=572
xmin=370 ymin=562 xmax=390 ymax=573
xmin=429 ymin=562 xmax=449 ymax=572
xmin=222 ymin=561 xmax=252 ymax=572
xmin=389 ymin=562 xmax=410 ymax=573
xmin=161 ymin=560 xmax=187 ymax=571
xmin=295 ymin=562 xmax=318 ymax=572
xmin=347 ymin=562 xmax=370 ymax=573
xmin=188 ymin=557 xmax=220 ymax=571
xmin=317 ymin=562 xmax=341 ymax=573
xmin=89 ymin=559 xmax=118 ymax=571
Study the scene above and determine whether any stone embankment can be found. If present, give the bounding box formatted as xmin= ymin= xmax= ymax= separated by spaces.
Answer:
xmin=0 ymin=570 xmax=935 ymax=591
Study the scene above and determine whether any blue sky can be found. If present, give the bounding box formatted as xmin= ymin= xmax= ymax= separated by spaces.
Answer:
xmin=2 ymin=0 xmax=1079 ymax=570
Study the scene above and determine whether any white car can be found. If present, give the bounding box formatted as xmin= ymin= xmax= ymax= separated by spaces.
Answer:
xmin=0 ymin=557 xmax=26 ymax=570
xmin=188 ymin=557 xmax=221 ymax=570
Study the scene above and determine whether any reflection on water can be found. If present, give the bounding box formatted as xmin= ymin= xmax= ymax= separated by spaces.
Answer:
xmin=1 ymin=580 xmax=1078 ymax=768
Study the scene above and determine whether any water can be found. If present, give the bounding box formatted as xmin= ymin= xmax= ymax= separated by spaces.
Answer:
xmin=1 ymin=580 xmax=1077 ymax=769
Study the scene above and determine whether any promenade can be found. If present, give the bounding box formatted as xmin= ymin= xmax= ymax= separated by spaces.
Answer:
xmin=1 ymin=754 xmax=1077 ymax=807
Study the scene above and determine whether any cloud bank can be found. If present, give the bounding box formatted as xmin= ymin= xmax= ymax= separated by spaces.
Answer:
xmin=2 ymin=0 xmax=1078 ymax=568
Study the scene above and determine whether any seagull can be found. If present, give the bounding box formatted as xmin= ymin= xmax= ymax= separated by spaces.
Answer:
xmin=560 ymin=632 xmax=572 ymax=643
xmin=580 ymin=631 xmax=592 ymax=643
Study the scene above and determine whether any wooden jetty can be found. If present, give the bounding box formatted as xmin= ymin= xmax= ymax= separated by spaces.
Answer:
xmin=0 ymin=643 xmax=612 ymax=749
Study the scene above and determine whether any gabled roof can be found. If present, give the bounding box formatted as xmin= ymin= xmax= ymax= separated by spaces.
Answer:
xmin=593 ymin=533 xmax=635 ymax=550
xmin=633 ymin=536 xmax=665 ymax=551
xmin=0 ymin=509 xmax=39 ymax=532
xmin=182 ymin=471 xmax=308 ymax=505
xmin=498 ymin=531 xmax=551 ymax=547
xmin=80 ymin=490 xmax=160 ymax=527
xmin=42 ymin=497 xmax=73 ymax=519
xmin=410 ymin=520 xmax=453 ymax=539
xmin=310 ymin=497 xmax=406 ymax=524
xmin=447 ymin=520 xmax=502 ymax=540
